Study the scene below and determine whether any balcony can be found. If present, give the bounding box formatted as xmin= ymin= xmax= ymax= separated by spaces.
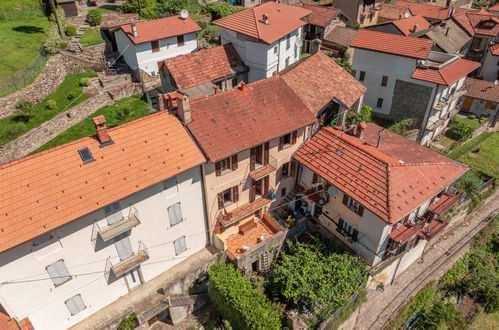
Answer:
xmin=248 ymin=155 xmax=277 ymax=181
xmin=428 ymin=192 xmax=460 ymax=215
xmin=217 ymin=197 xmax=273 ymax=228
xmin=433 ymin=86 xmax=467 ymax=111
xmin=98 ymin=206 xmax=140 ymax=242
xmin=110 ymin=241 xmax=150 ymax=277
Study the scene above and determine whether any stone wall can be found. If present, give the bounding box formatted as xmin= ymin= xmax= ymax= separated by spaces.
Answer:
xmin=389 ymin=79 xmax=433 ymax=128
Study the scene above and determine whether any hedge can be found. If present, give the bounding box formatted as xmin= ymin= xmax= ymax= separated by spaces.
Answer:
xmin=208 ymin=263 xmax=282 ymax=330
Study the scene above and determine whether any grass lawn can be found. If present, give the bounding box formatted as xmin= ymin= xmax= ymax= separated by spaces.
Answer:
xmin=0 ymin=72 xmax=98 ymax=146
xmin=458 ymin=132 xmax=499 ymax=179
xmin=468 ymin=312 xmax=499 ymax=330
xmin=439 ymin=136 xmax=456 ymax=148
xmin=33 ymin=95 xmax=150 ymax=153
xmin=452 ymin=115 xmax=481 ymax=131
xmin=80 ymin=28 xmax=105 ymax=48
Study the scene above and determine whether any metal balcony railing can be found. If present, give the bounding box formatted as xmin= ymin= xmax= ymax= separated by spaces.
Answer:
xmin=98 ymin=206 xmax=140 ymax=242
xmin=248 ymin=155 xmax=277 ymax=181
xmin=111 ymin=241 xmax=150 ymax=277
xmin=433 ymin=86 xmax=467 ymax=111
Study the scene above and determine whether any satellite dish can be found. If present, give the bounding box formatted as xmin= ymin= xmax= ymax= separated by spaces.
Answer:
xmin=327 ymin=186 xmax=338 ymax=196
xmin=180 ymin=9 xmax=189 ymax=20
xmin=296 ymin=38 xmax=303 ymax=48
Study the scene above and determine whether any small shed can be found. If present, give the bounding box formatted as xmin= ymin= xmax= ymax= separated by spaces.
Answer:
xmin=57 ymin=0 xmax=78 ymax=17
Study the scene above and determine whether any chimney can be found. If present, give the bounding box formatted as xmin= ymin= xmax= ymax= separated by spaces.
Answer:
xmin=411 ymin=24 xmax=419 ymax=33
xmin=93 ymin=115 xmax=112 ymax=145
xmin=176 ymin=95 xmax=192 ymax=124
xmin=262 ymin=14 xmax=269 ymax=25
xmin=376 ymin=129 xmax=385 ymax=148
xmin=131 ymin=22 xmax=138 ymax=39
xmin=357 ymin=122 xmax=367 ymax=139
xmin=239 ymin=81 xmax=246 ymax=91
xmin=213 ymin=87 xmax=219 ymax=95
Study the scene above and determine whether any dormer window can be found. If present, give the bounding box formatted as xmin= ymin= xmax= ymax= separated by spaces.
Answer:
xmin=78 ymin=148 xmax=95 ymax=164
xmin=479 ymin=20 xmax=496 ymax=29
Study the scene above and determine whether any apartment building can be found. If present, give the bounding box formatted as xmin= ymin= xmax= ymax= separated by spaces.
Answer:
xmin=333 ymin=0 xmax=382 ymax=27
xmin=115 ymin=15 xmax=201 ymax=75
xmin=0 ymin=113 xmax=208 ymax=329
xmin=480 ymin=43 xmax=499 ymax=82
xmin=213 ymin=2 xmax=311 ymax=82
xmin=350 ymin=30 xmax=480 ymax=144
xmin=293 ymin=123 xmax=467 ymax=281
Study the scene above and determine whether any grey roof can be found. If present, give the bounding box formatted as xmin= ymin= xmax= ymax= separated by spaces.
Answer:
xmin=323 ymin=26 xmax=358 ymax=47
xmin=419 ymin=20 xmax=471 ymax=54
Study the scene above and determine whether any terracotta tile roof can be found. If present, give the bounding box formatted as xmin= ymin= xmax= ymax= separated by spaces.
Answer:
xmin=490 ymin=43 xmax=499 ymax=55
xmin=379 ymin=3 xmax=411 ymax=20
xmin=490 ymin=3 xmax=499 ymax=11
xmin=350 ymin=30 xmax=433 ymax=59
xmin=280 ymin=51 xmax=366 ymax=111
xmin=163 ymin=43 xmax=246 ymax=90
xmin=396 ymin=0 xmax=449 ymax=20
xmin=187 ymin=76 xmax=317 ymax=162
xmin=100 ymin=13 xmax=139 ymax=28
xmin=391 ymin=15 xmax=431 ymax=36
xmin=412 ymin=59 xmax=480 ymax=85
xmin=0 ymin=312 xmax=19 ymax=330
xmin=464 ymin=77 xmax=499 ymax=103
xmin=120 ymin=15 xmax=201 ymax=44
xmin=0 ymin=112 xmax=205 ymax=253
xmin=323 ymin=26 xmax=357 ymax=47
xmin=294 ymin=125 xmax=467 ymax=223
xmin=452 ymin=10 xmax=499 ymax=36
xmin=212 ymin=2 xmax=311 ymax=44
xmin=295 ymin=3 xmax=340 ymax=27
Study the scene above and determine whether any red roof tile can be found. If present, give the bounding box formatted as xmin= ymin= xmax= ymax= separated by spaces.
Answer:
xmin=396 ymin=0 xmax=449 ymax=20
xmin=120 ymin=16 xmax=201 ymax=44
xmin=0 ymin=312 xmax=19 ymax=330
xmin=490 ymin=43 xmax=499 ymax=55
xmin=295 ymin=3 xmax=340 ymax=27
xmin=464 ymin=77 xmax=499 ymax=103
xmin=412 ymin=59 xmax=480 ymax=85
xmin=281 ymin=51 xmax=366 ymax=111
xmin=350 ymin=29 xmax=433 ymax=59
xmin=213 ymin=2 xmax=311 ymax=44
xmin=490 ymin=3 xmax=499 ymax=11
xmin=0 ymin=112 xmax=205 ymax=253
xmin=294 ymin=125 xmax=467 ymax=223
xmin=452 ymin=11 xmax=499 ymax=37
xmin=379 ymin=3 xmax=411 ymax=21
xmin=390 ymin=15 xmax=431 ymax=35
xmin=187 ymin=76 xmax=317 ymax=162
xmin=163 ymin=43 xmax=245 ymax=90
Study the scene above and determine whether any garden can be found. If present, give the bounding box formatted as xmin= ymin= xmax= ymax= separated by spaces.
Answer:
xmin=389 ymin=215 xmax=499 ymax=329
xmin=79 ymin=28 xmax=105 ymax=48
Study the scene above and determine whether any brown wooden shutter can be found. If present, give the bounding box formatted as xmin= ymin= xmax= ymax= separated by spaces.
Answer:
xmin=291 ymin=131 xmax=297 ymax=145
xmin=337 ymin=218 xmax=344 ymax=233
xmin=312 ymin=173 xmax=318 ymax=184
xmin=231 ymin=154 xmax=238 ymax=170
xmin=250 ymin=148 xmax=256 ymax=171
xmin=357 ymin=205 xmax=364 ymax=217
xmin=352 ymin=229 xmax=358 ymax=242
xmin=215 ymin=161 xmax=221 ymax=176
xmin=278 ymin=136 xmax=284 ymax=151
xmin=290 ymin=160 xmax=297 ymax=177
xmin=151 ymin=40 xmax=160 ymax=53
xmin=232 ymin=186 xmax=239 ymax=203
xmin=342 ymin=194 xmax=349 ymax=206
xmin=263 ymin=142 xmax=269 ymax=165
xmin=217 ymin=192 xmax=224 ymax=209
xmin=250 ymin=183 xmax=256 ymax=202
xmin=263 ymin=176 xmax=269 ymax=195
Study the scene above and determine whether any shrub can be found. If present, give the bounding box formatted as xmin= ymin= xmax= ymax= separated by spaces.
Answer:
xmin=455 ymin=171 xmax=483 ymax=197
xmin=140 ymin=7 xmax=158 ymax=20
xmin=115 ymin=106 xmax=133 ymax=122
xmin=15 ymin=100 xmax=34 ymax=113
xmin=350 ymin=105 xmax=372 ymax=124
xmin=468 ymin=114 xmax=476 ymax=119
xmin=86 ymin=9 xmax=103 ymax=26
xmin=117 ymin=312 xmax=138 ymax=330
xmin=447 ymin=122 xmax=474 ymax=141
xmin=45 ymin=99 xmax=57 ymax=110
xmin=208 ymin=263 xmax=282 ymax=330
xmin=43 ymin=23 xmax=64 ymax=54
xmin=462 ymin=256 xmax=499 ymax=313
xmin=65 ymin=25 xmax=77 ymax=36
xmin=79 ymin=78 xmax=90 ymax=87
xmin=418 ymin=300 xmax=465 ymax=329
xmin=156 ymin=0 xmax=199 ymax=14
xmin=203 ymin=24 xmax=221 ymax=44
xmin=205 ymin=2 xmax=245 ymax=19
xmin=2 ymin=123 xmax=27 ymax=140
xmin=388 ymin=118 xmax=413 ymax=136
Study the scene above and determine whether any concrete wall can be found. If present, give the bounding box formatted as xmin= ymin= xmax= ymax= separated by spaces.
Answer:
xmin=480 ymin=51 xmax=499 ymax=83
xmin=0 ymin=166 xmax=208 ymax=330
xmin=468 ymin=98 xmax=499 ymax=121
xmin=115 ymin=30 xmax=198 ymax=75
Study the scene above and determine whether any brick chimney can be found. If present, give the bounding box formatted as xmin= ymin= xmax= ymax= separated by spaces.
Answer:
xmin=357 ymin=122 xmax=367 ymax=139
xmin=411 ymin=24 xmax=419 ymax=33
xmin=93 ymin=115 xmax=112 ymax=145
xmin=239 ymin=81 xmax=246 ymax=91
xmin=176 ymin=95 xmax=192 ymax=124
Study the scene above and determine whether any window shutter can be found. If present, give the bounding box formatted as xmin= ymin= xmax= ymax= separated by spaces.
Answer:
xmin=114 ymin=234 xmax=133 ymax=260
xmin=337 ymin=218 xmax=344 ymax=233
xmin=65 ymin=294 xmax=86 ymax=316
xmin=264 ymin=142 xmax=270 ymax=164
xmin=250 ymin=148 xmax=256 ymax=171
xmin=46 ymin=259 xmax=71 ymax=286
xmin=232 ymin=186 xmax=239 ymax=203
xmin=291 ymin=131 xmax=297 ymax=145
xmin=352 ymin=229 xmax=359 ymax=242
xmin=217 ymin=192 xmax=224 ymax=209
xmin=215 ymin=161 xmax=222 ymax=176
xmin=357 ymin=205 xmax=364 ymax=217
xmin=312 ymin=173 xmax=318 ymax=184
xmin=168 ymin=203 xmax=183 ymax=226
xmin=231 ymin=154 xmax=238 ymax=170
xmin=342 ymin=194 xmax=349 ymax=206
xmin=263 ymin=176 xmax=269 ymax=195
xmin=250 ymin=183 xmax=256 ymax=202
xmin=275 ymin=166 xmax=282 ymax=184
xmin=278 ymin=136 xmax=284 ymax=151
xmin=174 ymin=236 xmax=187 ymax=255
xmin=290 ymin=161 xmax=297 ymax=177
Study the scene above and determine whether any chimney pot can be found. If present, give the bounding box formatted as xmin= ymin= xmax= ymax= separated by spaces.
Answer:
xmin=176 ymin=95 xmax=192 ymax=124
xmin=131 ymin=22 xmax=138 ymax=38
xmin=262 ymin=14 xmax=269 ymax=25
xmin=214 ymin=87 xmax=219 ymax=94
xmin=376 ymin=128 xmax=385 ymax=148
xmin=239 ymin=81 xmax=246 ymax=91
xmin=93 ymin=115 xmax=112 ymax=145
xmin=357 ymin=122 xmax=367 ymax=139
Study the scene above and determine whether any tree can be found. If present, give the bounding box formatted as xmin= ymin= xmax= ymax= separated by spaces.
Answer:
xmin=122 ymin=0 xmax=154 ymax=16
xmin=351 ymin=105 xmax=372 ymax=124
xmin=48 ymin=0 xmax=63 ymax=37
xmin=157 ymin=0 xmax=198 ymax=14
xmin=447 ymin=122 xmax=474 ymax=141
xmin=417 ymin=300 xmax=465 ymax=329
xmin=455 ymin=171 xmax=482 ymax=197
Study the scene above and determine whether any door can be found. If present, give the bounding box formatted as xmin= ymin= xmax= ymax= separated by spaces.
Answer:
xmin=114 ymin=232 xmax=133 ymax=260
xmin=462 ymin=97 xmax=473 ymax=112
xmin=124 ymin=267 xmax=142 ymax=289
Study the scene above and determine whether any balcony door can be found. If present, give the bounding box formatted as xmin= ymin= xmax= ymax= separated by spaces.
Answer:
xmin=250 ymin=176 xmax=269 ymax=202
xmin=250 ymin=142 xmax=270 ymax=171
xmin=124 ymin=267 xmax=142 ymax=289
xmin=114 ymin=232 xmax=133 ymax=261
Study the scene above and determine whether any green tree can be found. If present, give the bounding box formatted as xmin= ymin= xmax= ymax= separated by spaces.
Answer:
xmin=462 ymin=256 xmax=499 ymax=313
xmin=86 ymin=9 xmax=103 ymax=26
xmin=122 ymin=0 xmax=154 ymax=14
xmin=417 ymin=300 xmax=465 ymax=329
xmin=455 ymin=171 xmax=482 ymax=197
xmin=157 ymin=0 xmax=199 ymax=14
xmin=447 ymin=122 xmax=474 ymax=141
xmin=388 ymin=118 xmax=413 ymax=136
xmin=351 ymin=105 xmax=372 ymax=124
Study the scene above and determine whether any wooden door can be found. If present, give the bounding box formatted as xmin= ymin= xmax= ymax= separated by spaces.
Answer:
xmin=462 ymin=97 xmax=473 ymax=112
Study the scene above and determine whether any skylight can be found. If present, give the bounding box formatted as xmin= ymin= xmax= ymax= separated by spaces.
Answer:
xmin=78 ymin=148 xmax=95 ymax=164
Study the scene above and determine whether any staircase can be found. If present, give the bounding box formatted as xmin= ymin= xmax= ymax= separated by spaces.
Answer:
xmin=68 ymin=23 xmax=90 ymax=54
xmin=279 ymin=188 xmax=299 ymax=208
xmin=261 ymin=252 xmax=270 ymax=271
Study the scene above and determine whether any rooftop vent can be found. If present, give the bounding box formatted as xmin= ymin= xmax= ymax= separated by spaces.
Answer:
xmin=78 ymin=148 xmax=95 ymax=164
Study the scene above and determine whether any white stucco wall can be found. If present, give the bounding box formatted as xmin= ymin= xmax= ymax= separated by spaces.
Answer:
xmin=0 ymin=166 xmax=207 ymax=330
xmin=468 ymin=98 xmax=499 ymax=121
xmin=115 ymin=30 xmax=198 ymax=75
xmin=480 ymin=51 xmax=498 ymax=83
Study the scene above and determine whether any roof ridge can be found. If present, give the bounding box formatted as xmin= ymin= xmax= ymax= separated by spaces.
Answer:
xmin=386 ymin=163 xmax=393 ymax=222
xmin=252 ymin=5 xmax=262 ymax=40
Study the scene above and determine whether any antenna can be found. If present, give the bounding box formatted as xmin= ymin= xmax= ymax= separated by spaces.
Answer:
xmin=180 ymin=9 xmax=189 ymax=20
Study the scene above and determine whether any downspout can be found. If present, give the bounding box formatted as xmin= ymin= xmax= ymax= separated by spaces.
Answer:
xmin=200 ymin=164 xmax=212 ymax=247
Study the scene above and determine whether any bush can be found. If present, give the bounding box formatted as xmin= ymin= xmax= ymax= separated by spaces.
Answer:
xmin=15 ymin=100 xmax=34 ymax=113
xmin=419 ymin=300 xmax=465 ymax=329
xmin=86 ymin=9 xmax=103 ymax=26
xmin=203 ymin=24 xmax=221 ymax=44
xmin=447 ymin=121 xmax=474 ymax=141
xmin=2 ymin=122 xmax=27 ymax=140
xmin=205 ymin=2 xmax=245 ymax=19
xmin=455 ymin=171 xmax=483 ymax=197
xmin=208 ymin=263 xmax=282 ymax=330
xmin=140 ymin=6 xmax=158 ymax=19
xmin=43 ymin=23 xmax=64 ymax=54
xmin=79 ymin=78 xmax=90 ymax=87
xmin=156 ymin=0 xmax=200 ymax=14
xmin=45 ymin=99 xmax=57 ymax=110
xmin=65 ymin=25 xmax=77 ymax=37
xmin=388 ymin=118 xmax=413 ymax=136
xmin=117 ymin=312 xmax=138 ymax=330
xmin=462 ymin=256 xmax=499 ymax=313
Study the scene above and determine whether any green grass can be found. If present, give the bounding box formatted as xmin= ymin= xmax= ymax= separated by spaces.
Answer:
xmin=79 ymin=28 xmax=105 ymax=48
xmin=452 ymin=115 xmax=481 ymax=131
xmin=459 ymin=132 xmax=499 ymax=179
xmin=33 ymin=95 xmax=150 ymax=153
xmin=0 ymin=72 xmax=98 ymax=146
xmin=439 ymin=136 xmax=456 ymax=148
xmin=468 ymin=312 xmax=499 ymax=330
xmin=448 ymin=132 xmax=492 ymax=159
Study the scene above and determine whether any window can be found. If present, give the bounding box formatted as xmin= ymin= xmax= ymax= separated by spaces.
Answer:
xmin=33 ymin=233 xmax=53 ymax=246
xmin=376 ymin=98 xmax=383 ymax=108
xmin=336 ymin=218 xmax=359 ymax=242
xmin=351 ymin=69 xmax=357 ymax=78
xmin=46 ymin=259 xmax=71 ymax=287
xmin=286 ymin=34 xmax=291 ymax=50
xmin=215 ymin=155 xmax=238 ymax=176
xmin=217 ymin=186 xmax=239 ymax=209
xmin=281 ymin=187 xmax=287 ymax=198
xmin=174 ymin=236 xmax=187 ymax=255
xmin=231 ymin=77 xmax=238 ymax=87
xmin=151 ymin=40 xmax=160 ymax=53
xmin=285 ymin=57 xmax=290 ymax=68
xmin=282 ymin=162 xmax=289 ymax=177
xmin=274 ymin=46 xmax=278 ymax=54
xmin=278 ymin=130 xmax=297 ymax=150
xmin=65 ymin=294 xmax=86 ymax=316
xmin=104 ymin=202 xmax=122 ymax=224
xmin=168 ymin=202 xmax=183 ymax=226
xmin=381 ymin=75 xmax=388 ymax=86
xmin=294 ymin=45 xmax=298 ymax=58
xmin=177 ymin=35 xmax=185 ymax=46
xmin=342 ymin=194 xmax=364 ymax=216
xmin=359 ymin=71 xmax=365 ymax=81
xmin=78 ymin=148 xmax=94 ymax=164
xmin=280 ymin=161 xmax=296 ymax=179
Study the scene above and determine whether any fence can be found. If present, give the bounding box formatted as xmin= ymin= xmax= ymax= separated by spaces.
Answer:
xmin=317 ymin=290 xmax=366 ymax=330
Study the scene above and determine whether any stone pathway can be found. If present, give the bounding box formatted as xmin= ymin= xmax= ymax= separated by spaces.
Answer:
xmin=0 ymin=93 xmax=113 ymax=164
xmin=343 ymin=190 xmax=499 ymax=330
